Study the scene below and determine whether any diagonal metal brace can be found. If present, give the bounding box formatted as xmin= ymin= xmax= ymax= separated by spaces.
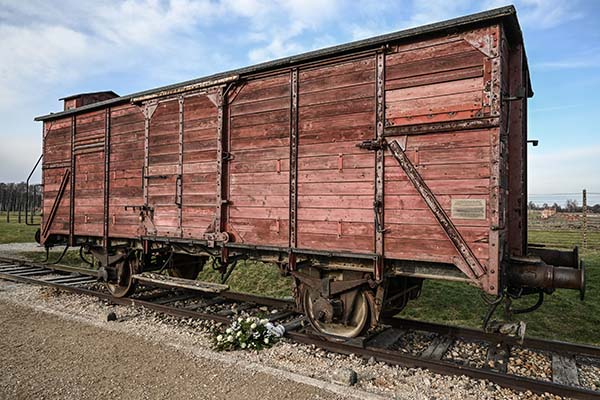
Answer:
xmin=41 ymin=168 xmax=71 ymax=242
xmin=387 ymin=139 xmax=485 ymax=280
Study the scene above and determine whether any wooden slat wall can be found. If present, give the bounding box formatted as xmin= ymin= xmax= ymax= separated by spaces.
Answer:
xmin=385 ymin=37 xmax=485 ymax=127
xmin=147 ymin=98 xmax=180 ymax=236
xmin=383 ymin=31 xmax=498 ymax=270
xmin=182 ymin=93 xmax=218 ymax=238
xmin=384 ymin=129 xmax=492 ymax=264
xmin=39 ymin=22 xmax=509 ymax=286
xmin=297 ymin=57 xmax=376 ymax=252
xmin=42 ymin=117 xmax=72 ymax=236
xmin=227 ymin=74 xmax=290 ymax=245
xmin=109 ymin=104 xmax=145 ymax=238
xmin=73 ymin=110 xmax=105 ymax=237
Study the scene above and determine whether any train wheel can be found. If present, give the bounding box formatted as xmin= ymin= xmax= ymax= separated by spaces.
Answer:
xmin=302 ymin=285 xmax=370 ymax=338
xmin=168 ymin=255 xmax=206 ymax=280
xmin=106 ymin=256 xmax=138 ymax=298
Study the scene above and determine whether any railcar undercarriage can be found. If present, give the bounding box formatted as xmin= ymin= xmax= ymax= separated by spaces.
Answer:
xmin=40 ymin=231 xmax=585 ymax=339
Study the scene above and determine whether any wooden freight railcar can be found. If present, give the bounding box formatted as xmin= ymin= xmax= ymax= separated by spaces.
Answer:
xmin=35 ymin=6 xmax=584 ymax=338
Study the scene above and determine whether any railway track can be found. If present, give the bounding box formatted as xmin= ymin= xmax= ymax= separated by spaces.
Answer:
xmin=0 ymin=256 xmax=598 ymax=399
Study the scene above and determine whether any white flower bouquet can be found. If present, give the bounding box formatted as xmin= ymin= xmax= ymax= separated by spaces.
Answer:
xmin=213 ymin=316 xmax=285 ymax=351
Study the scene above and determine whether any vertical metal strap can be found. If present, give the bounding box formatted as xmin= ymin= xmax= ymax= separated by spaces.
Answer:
xmin=374 ymin=52 xmax=385 ymax=281
xmin=103 ymin=108 xmax=111 ymax=248
xmin=289 ymin=69 xmax=299 ymax=251
xmin=143 ymin=105 xmax=150 ymax=207
xmin=215 ymin=87 xmax=225 ymax=234
xmin=177 ymin=96 xmax=184 ymax=236
xmin=521 ymin=50 xmax=529 ymax=255
xmin=41 ymin=123 xmax=47 ymax=228
xmin=69 ymin=115 xmax=76 ymax=246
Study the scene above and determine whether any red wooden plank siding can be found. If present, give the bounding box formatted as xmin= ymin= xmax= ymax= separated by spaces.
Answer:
xmin=42 ymin=117 xmax=72 ymax=236
xmin=385 ymin=35 xmax=486 ymax=128
xmin=108 ymin=104 xmax=145 ymax=238
xmin=147 ymin=98 xmax=181 ymax=236
xmin=72 ymin=110 xmax=105 ymax=237
xmin=383 ymin=27 xmax=499 ymax=270
xmin=182 ymin=93 xmax=218 ymax=238
xmin=227 ymin=74 xmax=291 ymax=245
xmin=42 ymin=118 xmax=71 ymax=234
xmin=297 ymin=57 xmax=376 ymax=253
xmin=384 ymin=129 xmax=493 ymax=266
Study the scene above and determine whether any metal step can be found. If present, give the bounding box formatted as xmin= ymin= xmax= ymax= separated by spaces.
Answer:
xmin=131 ymin=272 xmax=229 ymax=294
xmin=11 ymin=269 xmax=54 ymax=277
xmin=61 ymin=278 xmax=97 ymax=286
xmin=44 ymin=275 xmax=92 ymax=284
xmin=0 ymin=264 xmax=21 ymax=270
xmin=0 ymin=266 xmax=39 ymax=273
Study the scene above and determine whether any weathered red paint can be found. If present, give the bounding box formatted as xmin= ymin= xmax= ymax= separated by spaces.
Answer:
xmin=38 ymin=11 xmax=532 ymax=296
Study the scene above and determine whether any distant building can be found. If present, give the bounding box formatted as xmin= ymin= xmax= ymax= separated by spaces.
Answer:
xmin=541 ymin=208 xmax=557 ymax=219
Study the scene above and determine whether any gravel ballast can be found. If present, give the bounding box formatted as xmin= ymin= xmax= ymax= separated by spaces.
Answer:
xmin=0 ymin=279 xmax=576 ymax=400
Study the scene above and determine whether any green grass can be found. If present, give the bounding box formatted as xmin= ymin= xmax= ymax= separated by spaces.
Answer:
xmin=529 ymin=229 xmax=600 ymax=250
xmin=0 ymin=212 xmax=40 ymax=244
xmin=196 ymin=259 xmax=294 ymax=299
xmin=1 ymin=220 xmax=597 ymax=345
xmin=16 ymin=250 xmax=91 ymax=270
xmin=400 ymin=249 xmax=600 ymax=345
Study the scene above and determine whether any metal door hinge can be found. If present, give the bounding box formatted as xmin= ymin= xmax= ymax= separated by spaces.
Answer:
xmin=357 ymin=138 xmax=387 ymax=151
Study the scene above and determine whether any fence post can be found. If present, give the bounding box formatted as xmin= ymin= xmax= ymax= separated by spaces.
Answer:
xmin=582 ymin=189 xmax=587 ymax=250
xmin=18 ymin=204 xmax=22 ymax=224
xmin=6 ymin=210 xmax=9 ymax=223
xmin=31 ymin=186 xmax=36 ymax=224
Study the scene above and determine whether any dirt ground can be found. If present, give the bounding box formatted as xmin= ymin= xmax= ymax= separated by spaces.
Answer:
xmin=0 ymin=299 xmax=344 ymax=400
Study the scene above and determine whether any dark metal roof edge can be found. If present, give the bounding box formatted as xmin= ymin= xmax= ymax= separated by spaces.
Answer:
xmin=35 ymin=5 xmax=521 ymax=122
xmin=58 ymin=91 xmax=119 ymax=101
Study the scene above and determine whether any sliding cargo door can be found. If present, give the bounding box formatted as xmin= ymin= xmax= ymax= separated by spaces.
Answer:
xmin=73 ymin=110 xmax=106 ymax=238
xmin=227 ymin=74 xmax=290 ymax=246
xmin=145 ymin=93 xmax=220 ymax=239
xmin=41 ymin=117 xmax=72 ymax=242
xmin=146 ymin=98 xmax=181 ymax=237
xmin=181 ymin=93 xmax=219 ymax=238
xmin=296 ymin=57 xmax=376 ymax=253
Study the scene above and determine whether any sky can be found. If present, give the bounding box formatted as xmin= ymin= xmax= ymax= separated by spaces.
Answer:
xmin=0 ymin=0 xmax=598 ymax=203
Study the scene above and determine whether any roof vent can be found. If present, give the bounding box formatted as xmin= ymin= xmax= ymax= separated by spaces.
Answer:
xmin=60 ymin=91 xmax=119 ymax=111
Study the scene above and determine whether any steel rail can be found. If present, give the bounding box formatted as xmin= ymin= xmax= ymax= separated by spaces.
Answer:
xmin=287 ymin=331 xmax=600 ymax=400
xmin=0 ymin=256 xmax=293 ymax=310
xmin=385 ymin=318 xmax=600 ymax=359
xmin=0 ymin=258 xmax=598 ymax=399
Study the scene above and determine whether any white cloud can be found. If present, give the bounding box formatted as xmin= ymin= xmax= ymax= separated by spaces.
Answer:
xmin=0 ymin=0 xmax=226 ymax=111
xmin=530 ymin=104 xmax=582 ymax=113
xmin=0 ymin=135 xmax=42 ymax=182
xmin=535 ymin=58 xmax=600 ymax=70
xmin=0 ymin=24 xmax=91 ymax=109
xmin=516 ymin=0 xmax=583 ymax=29
xmin=0 ymin=0 xmax=595 ymax=188
xmin=528 ymin=146 xmax=600 ymax=193
xmin=349 ymin=24 xmax=379 ymax=41
xmin=484 ymin=0 xmax=583 ymax=29
xmin=243 ymin=0 xmax=342 ymax=63
xmin=404 ymin=0 xmax=473 ymax=28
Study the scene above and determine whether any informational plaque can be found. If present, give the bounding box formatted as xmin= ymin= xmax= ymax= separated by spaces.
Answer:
xmin=451 ymin=199 xmax=486 ymax=220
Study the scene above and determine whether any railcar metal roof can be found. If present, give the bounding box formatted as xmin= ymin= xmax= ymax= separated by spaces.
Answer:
xmin=35 ymin=5 xmax=530 ymax=122
xmin=59 ymin=91 xmax=119 ymax=101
